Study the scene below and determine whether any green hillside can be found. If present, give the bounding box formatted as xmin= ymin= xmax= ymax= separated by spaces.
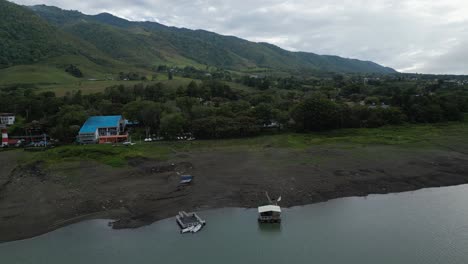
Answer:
xmin=0 ymin=0 xmax=397 ymax=91
xmin=0 ymin=0 xmax=70 ymax=67
xmin=28 ymin=4 xmax=396 ymax=74
xmin=0 ymin=1 xmax=147 ymax=75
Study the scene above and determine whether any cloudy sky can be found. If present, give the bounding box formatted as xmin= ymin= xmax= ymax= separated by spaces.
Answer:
xmin=13 ymin=0 xmax=468 ymax=74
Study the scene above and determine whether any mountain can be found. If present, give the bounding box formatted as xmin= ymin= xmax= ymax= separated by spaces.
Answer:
xmin=0 ymin=0 xmax=69 ymax=67
xmin=30 ymin=4 xmax=396 ymax=74
xmin=0 ymin=0 xmax=133 ymax=72
xmin=1 ymin=1 xmax=396 ymax=74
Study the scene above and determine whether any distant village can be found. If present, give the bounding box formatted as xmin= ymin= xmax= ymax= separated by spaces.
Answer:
xmin=1 ymin=112 xmax=197 ymax=149
xmin=1 ymin=113 xmax=135 ymax=148
xmin=1 ymin=70 xmax=467 ymax=149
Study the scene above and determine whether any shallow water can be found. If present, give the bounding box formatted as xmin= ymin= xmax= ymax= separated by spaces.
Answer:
xmin=1 ymin=185 xmax=468 ymax=264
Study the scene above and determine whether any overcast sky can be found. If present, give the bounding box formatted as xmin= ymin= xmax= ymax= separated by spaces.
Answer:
xmin=12 ymin=0 xmax=468 ymax=74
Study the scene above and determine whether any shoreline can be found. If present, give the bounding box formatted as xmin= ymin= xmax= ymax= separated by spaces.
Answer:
xmin=1 ymin=145 xmax=468 ymax=243
xmin=3 ymin=182 xmax=468 ymax=244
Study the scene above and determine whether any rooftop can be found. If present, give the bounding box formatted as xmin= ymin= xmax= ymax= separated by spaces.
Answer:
xmin=79 ymin=116 xmax=122 ymax=134
xmin=258 ymin=205 xmax=281 ymax=213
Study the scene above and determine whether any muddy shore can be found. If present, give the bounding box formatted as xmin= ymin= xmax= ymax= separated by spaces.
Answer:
xmin=1 ymin=144 xmax=468 ymax=243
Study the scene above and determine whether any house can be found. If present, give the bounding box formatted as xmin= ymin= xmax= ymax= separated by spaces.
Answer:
xmin=1 ymin=124 xmax=7 ymax=147
xmin=78 ymin=115 xmax=128 ymax=144
xmin=0 ymin=113 xmax=15 ymax=126
xmin=0 ymin=113 xmax=15 ymax=147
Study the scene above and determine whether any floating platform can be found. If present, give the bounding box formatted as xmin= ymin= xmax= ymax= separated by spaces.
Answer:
xmin=258 ymin=205 xmax=282 ymax=223
xmin=176 ymin=211 xmax=206 ymax=230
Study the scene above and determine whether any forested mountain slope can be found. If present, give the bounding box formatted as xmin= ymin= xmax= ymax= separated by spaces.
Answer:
xmin=28 ymin=4 xmax=396 ymax=74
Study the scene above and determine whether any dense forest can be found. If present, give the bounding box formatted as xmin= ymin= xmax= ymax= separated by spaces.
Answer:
xmin=1 ymin=72 xmax=467 ymax=143
xmin=0 ymin=0 xmax=68 ymax=67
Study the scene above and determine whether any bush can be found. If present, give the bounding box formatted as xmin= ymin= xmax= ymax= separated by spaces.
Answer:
xmin=192 ymin=116 xmax=260 ymax=139
xmin=65 ymin=64 xmax=83 ymax=78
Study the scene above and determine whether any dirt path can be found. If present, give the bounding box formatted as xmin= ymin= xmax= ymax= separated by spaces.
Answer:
xmin=1 ymin=144 xmax=468 ymax=242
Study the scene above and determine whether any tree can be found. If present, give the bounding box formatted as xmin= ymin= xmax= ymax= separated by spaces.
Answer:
xmin=341 ymin=84 xmax=362 ymax=97
xmin=364 ymin=96 xmax=380 ymax=105
xmin=409 ymin=103 xmax=444 ymax=123
xmin=186 ymin=81 xmax=201 ymax=97
xmin=65 ymin=64 xmax=83 ymax=78
xmin=157 ymin=65 xmax=167 ymax=72
xmin=144 ymin=84 xmax=164 ymax=101
xmin=254 ymin=103 xmax=275 ymax=125
xmin=191 ymin=115 xmax=260 ymax=139
xmin=176 ymin=97 xmax=199 ymax=119
xmin=380 ymin=107 xmax=406 ymax=125
xmin=291 ymin=97 xmax=340 ymax=131
xmin=99 ymin=100 xmax=123 ymax=116
xmin=441 ymin=101 xmax=463 ymax=121
xmin=192 ymin=116 xmax=235 ymax=139
xmin=258 ymin=78 xmax=271 ymax=90
xmin=123 ymin=101 xmax=162 ymax=132
xmin=234 ymin=115 xmax=260 ymax=137
xmin=160 ymin=113 xmax=186 ymax=139
xmin=191 ymin=105 xmax=216 ymax=120
xmin=168 ymin=70 xmax=173 ymax=80
xmin=204 ymin=81 xmax=236 ymax=99
xmin=51 ymin=105 xmax=87 ymax=142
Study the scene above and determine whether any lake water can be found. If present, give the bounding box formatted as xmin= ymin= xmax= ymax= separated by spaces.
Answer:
xmin=1 ymin=185 xmax=468 ymax=264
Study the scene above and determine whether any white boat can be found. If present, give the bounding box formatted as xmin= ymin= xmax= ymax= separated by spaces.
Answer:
xmin=191 ymin=224 xmax=202 ymax=233
xmin=258 ymin=193 xmax=282 ymax=223
xmin=180 ymin=226 xmax=194 ymax=234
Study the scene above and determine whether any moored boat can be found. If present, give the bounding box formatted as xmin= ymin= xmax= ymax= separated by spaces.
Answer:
xmin=176 ymin=211 xmax=206 ymax=234
xmin=258 ymin=192 xmax=282 ymax=223
xmin=258 ymin=205 xmax=282 ymax=223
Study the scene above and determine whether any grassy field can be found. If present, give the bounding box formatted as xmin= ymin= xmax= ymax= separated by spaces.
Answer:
xmin=0 ymin=55 xmax=254 ymax=96
xmin=0 ymin=54 xmax=159 ymax=91
xmin=38 ymin=78 xmax=254 ymax=96
xmin=24 ymin=119 xmax=468 ymax=168
xmin=24 ymin=143 xmax=173 ymax=167
xmin=0 ymin=55 xmax=134 ymax=86
xmin=39 ymin=77 xmax=195 ymax=96
xmin=165 ymin=120 xmax=468 ymax=151
xmin=0 ymin=64 xmax=80 ymax=85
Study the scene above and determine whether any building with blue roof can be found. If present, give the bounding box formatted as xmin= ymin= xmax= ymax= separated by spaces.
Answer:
xmin=78 ymin=116 xmax=127 ymax=144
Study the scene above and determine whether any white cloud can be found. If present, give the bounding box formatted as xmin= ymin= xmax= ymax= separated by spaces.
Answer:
xmin=12 ymin=0 xmax=468 ymax=74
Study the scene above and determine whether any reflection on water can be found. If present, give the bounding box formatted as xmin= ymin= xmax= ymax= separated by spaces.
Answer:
xmin=257 ymin=223 xmax=282 ymax=233
xmin=1 ymin=185 xmax=468 ymax=264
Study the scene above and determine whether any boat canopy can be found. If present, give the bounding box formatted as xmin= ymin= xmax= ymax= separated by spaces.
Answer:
xmin=258 ymin=205 xmax=281 ymax=213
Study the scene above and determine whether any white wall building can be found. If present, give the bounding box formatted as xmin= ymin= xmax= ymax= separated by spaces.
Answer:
xmin=0 ymin=113 xmax=15 ymax=126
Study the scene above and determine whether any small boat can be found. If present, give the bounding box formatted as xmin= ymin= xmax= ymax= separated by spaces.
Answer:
xmin=191 ymin=224 xmax=202 ymax=233
xmin=258 ymin=192 xmax=282 ymax=223
xmin=258 ymin=205 xmax=281 ymax=223
xmin=176 ymin=211 xmax=206 ymax=234
xmin=180 ymin=226 xmax=194 ymax=234
xmin=179 ymin=175 xmax=193 ymax=184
